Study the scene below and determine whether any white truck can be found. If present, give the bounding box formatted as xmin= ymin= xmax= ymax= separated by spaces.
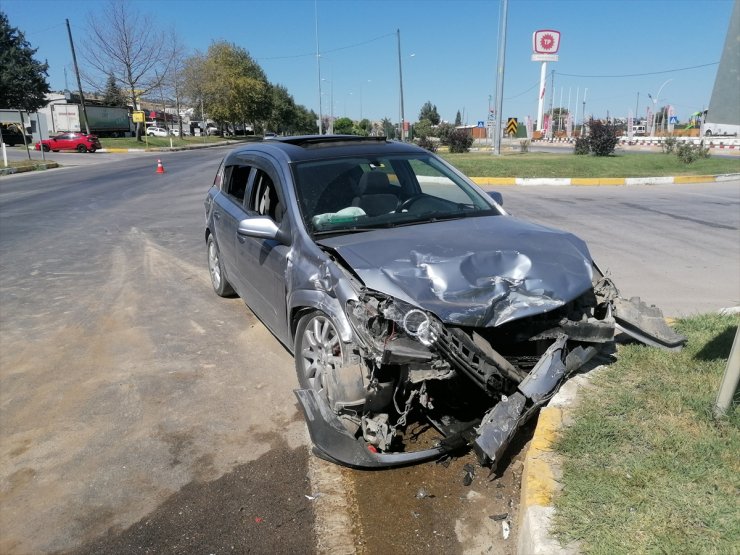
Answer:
xmin=49 ymin=104 xmax=133 ymax=137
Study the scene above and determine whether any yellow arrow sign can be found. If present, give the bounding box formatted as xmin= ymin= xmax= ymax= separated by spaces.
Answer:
xmin=506 ymin=118 xmax=518 ymax=135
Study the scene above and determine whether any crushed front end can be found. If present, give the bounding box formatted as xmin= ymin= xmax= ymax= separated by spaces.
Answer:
xmin=295 ymin=267 xmax=686 ymax=469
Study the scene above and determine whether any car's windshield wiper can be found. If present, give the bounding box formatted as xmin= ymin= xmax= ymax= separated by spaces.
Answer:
xmin=311 ymin=227 xmax=375 ymax=237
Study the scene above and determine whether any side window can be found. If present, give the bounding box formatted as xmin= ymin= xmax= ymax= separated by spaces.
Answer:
xmin=408 ymin=159 xmax=473 ymax=204
xmin=223 ymin=164 xmax=251 ymax=204
xmin=249 ymin=170 xmax=282 ymax=223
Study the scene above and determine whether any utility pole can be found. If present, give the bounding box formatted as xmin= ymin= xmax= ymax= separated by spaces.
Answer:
xmin=397 ymin=29 xmax=406 ymax=141
xmin=493 ymin=0 xmax=508 ymax=155
xmin=66 ymin=19 xmax=90 ymax=135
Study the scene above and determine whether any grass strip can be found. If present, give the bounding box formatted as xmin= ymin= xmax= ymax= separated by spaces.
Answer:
xmin=440 ymin=152 xmax=740 ymax=178
xmin=552 ymin=314 xmax=740 ymax=554
xmin=98 ymin=135 xmax=254 ymax=149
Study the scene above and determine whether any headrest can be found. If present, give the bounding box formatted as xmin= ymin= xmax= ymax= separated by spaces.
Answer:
xmin=357 ymin=171 xmax=391 ymax=195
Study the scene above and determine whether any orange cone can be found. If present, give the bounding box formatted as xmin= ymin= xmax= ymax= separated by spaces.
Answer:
xmin=156 ymin=159 xmax=165 ymax=174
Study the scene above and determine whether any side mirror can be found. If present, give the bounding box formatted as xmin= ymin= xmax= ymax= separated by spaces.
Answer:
xmin=237 ymin=216 xmax=288 ymax=243
xmin=488 ymin=191 xmax=503 ymax=206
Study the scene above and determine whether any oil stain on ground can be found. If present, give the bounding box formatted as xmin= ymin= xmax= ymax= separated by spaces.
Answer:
xmin=63 ymin=442 xmax=316 ymax=555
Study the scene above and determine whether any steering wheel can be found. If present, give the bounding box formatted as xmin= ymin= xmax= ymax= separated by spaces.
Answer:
xmin=397 ymin=194 xmax=427 ymax=212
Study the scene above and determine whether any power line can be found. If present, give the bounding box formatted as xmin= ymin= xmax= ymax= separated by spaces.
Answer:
xmin=505 ymin=80 xmax=539 ymax=100
xmin=558 ymin=62 xmax=719 ymax=79
xmin=258 ymin=31 xmax=395 ymax=61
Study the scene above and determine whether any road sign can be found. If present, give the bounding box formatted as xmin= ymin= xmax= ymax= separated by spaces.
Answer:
xmin=477 ymin=121 xmax=485 ymax=128
xmin=132 ymin=111 xmax=145 ymax=123
xmin=670 ymin=116 xmax=678 ymax=124
xmin=506 ymin=118 xmax=518 ymax=136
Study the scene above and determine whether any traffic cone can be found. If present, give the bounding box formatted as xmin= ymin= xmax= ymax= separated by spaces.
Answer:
xmin=156 ymin=159 xmax=165 ymax=174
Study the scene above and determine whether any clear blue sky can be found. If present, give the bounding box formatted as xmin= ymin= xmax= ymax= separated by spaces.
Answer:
xmin=2 ymin=0 xmax=734 ymax=126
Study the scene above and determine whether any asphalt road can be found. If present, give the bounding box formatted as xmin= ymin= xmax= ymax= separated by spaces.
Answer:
xmin=1 ymin=149 xmax=738 ymax=554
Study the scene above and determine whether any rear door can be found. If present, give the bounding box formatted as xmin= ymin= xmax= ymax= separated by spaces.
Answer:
xmin=210 ymin=163 xmax=253 ymax=294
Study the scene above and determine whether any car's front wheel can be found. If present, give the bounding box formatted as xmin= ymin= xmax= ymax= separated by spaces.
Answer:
xmin=76 ymin=144 xmax=87 ymax=153
xmin=206 ymin=234 xmax=234 ymax=297
xmin=42 ymin=144 xmax=50 ymax=152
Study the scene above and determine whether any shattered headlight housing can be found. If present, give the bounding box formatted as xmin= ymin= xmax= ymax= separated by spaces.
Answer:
xmin=346 ymin=291 xmax=440 ymax=356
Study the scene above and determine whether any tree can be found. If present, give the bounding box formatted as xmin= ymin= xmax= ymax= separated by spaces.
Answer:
xmin=454 ymin=110 xmax=462 ymax=126
xmin=266 ymin=84 xmax=297 ymax=135
xmin=185 ymin=42 xmax=271 ymax=130
xmin=354 ymin=118 xmax=371 ymax=136
xmin=333 ymin=117 xmax=354 ymax=135
xmin=82 ymin=0 xmax=175 ymax=139
xmin=547 ymin=107 xmax=569 ymax=132
xmin=102 ymin=71 xmax=126 ymax=106
xmin=413 ymin=119 xmax=433 ymax=139
xmin=381 ymin=117 xmax=396 ymax=139
xmin=419 ymin=101 xmax=440 ymax=125
xmin=0 ymin=11 xmax=50 ymax=111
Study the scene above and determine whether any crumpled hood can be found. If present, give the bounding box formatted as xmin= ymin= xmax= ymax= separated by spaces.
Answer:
xmin=317 ymin=216 xmax=594 ymax=327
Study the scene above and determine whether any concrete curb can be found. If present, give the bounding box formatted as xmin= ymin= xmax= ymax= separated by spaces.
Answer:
xmin=98 ymin=140 xmax=238 ymax=154
xmin=0 ymin=161 xmax=60 ymax=176
xmin=470 ymin=173 xmax=740 ymax=187
xmin=517 ymin=371 xmax=600 ymax=555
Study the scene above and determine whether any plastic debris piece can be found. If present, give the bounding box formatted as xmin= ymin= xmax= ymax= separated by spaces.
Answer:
xmin=255 ymin=517 xmax=264 ymax=523
xmin=502 ymin=521 xmax=510 ymax=539
xmin=490 ymin=513 xmax=509 ymax=521
xmin=416 ymin=487 xmax=434 ymax=499
xmin=305 ymin=494 xmax=316 ymax=500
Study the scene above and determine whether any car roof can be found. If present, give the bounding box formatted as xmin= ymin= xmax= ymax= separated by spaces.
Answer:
xmin=223 ymin=135 xmax=427 ymax=165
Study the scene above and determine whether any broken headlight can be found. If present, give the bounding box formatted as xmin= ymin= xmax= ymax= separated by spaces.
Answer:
xmin=346 ymin=291 xmax=440 ymax=358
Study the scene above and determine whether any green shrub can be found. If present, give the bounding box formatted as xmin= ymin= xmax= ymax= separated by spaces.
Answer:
xmin=676 ymin=140 xmax=710 ymax=164
xmin=436 ymin=122 xmax=455 ymax=145
xmin=415 ymin=136 xmax=437 ymax=152
xmin=662 ymin=136 xmax=678 ymax=154
xmin=574 ymin=137 xmax=590 ymax=155
xmin=448 ymin=129 xmax=473 ymax=153
xmin=587 ymin=119 xmax=619 ymax=156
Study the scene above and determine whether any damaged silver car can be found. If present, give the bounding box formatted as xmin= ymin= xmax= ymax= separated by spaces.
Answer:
xmin=204 ymin=135 xmax=685 ymax=469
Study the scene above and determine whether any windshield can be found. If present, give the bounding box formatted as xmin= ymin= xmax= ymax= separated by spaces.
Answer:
xmin=291 ymin=153 xmax=498 ymax=235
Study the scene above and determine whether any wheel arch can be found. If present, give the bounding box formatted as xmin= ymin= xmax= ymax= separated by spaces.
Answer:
xmin=289 ymin=292 xmax=355 ymax=348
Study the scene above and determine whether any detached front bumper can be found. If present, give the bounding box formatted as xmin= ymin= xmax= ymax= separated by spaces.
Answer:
xmin=295 ymin=388 xmax=461 ymax=468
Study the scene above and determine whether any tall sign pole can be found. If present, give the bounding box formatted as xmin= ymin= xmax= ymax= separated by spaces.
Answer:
xmin=531 ymin=30 xmax=560 ymax=132
xmin=492 ymin=0 xmax=508 ymax=155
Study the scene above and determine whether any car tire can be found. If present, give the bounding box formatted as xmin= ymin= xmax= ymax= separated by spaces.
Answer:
xmin=294 ymin=310 xmax=349 ymax=392
xmin=52 ymin=150 xmax=59 ymax=152
xmin=76 ymin=144 xmax=87 ymax=153
xmin=42 ymin=145 xmax=50 ymax=152
xmin=206 ymin=234 xmax=234 ymax=297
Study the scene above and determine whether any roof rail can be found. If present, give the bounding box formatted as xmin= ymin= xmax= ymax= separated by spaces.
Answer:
xmin=272 ymin=135 xmax=389 ymax=148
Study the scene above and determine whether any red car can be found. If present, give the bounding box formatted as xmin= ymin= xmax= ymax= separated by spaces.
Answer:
xmin=35 ymin=132 xmax=102 ymax=153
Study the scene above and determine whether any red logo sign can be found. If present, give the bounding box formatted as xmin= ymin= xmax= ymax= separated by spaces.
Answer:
xmin=533 ymin=30 xmax=561 ymax=54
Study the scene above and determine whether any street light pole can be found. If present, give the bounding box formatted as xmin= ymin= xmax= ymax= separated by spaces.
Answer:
xmin=649 ymin=79 xmax=672 ymax=136
xmin=397 ymin=29 xmax=406 ymax=141
xmin=315 ymin=2 xmax=323 ymax=134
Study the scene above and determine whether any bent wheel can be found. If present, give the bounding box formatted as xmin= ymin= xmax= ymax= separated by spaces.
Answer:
xmin=76 ymin=144 xmax=87 ymax=153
